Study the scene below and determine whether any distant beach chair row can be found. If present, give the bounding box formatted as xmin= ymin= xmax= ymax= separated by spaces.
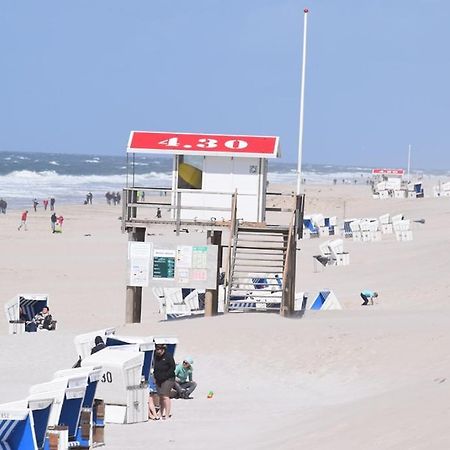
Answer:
xmin=343 ymin=213 xmax=413 ymax=242
xmin=373 ymin=182 xmax=424 ymax=199
xmin=0 ymin=326 xmax=178 ymax=449
xmin=302 ymin=214 xmax=339 ymax=239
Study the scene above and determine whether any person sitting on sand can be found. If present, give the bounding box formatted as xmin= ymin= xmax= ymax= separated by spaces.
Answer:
xmin=174 ymin=357 xmax=197 ymax=399
xmin=360 ymin=290 xmax=378 ymax=306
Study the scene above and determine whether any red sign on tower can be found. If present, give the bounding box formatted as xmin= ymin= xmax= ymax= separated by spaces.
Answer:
xmin=127 ymin=131 xmax=279 ymax=158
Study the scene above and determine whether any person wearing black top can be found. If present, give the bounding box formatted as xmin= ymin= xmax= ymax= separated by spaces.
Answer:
xmin=91 ymin=336 xmax=106 ymax=354
xmin=153 ymin=344 xmax=175 ymax=419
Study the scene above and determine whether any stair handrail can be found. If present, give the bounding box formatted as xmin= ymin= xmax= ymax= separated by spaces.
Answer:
xmin=280 ymin=212 xmax=297 ymax=316
xmin=224 ymin=190 xmax=238 ymax=312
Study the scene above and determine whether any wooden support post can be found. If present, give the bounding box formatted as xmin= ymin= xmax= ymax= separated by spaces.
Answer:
xmin=205 ymin=230 xmax=222 ymax=316
xmin=125 ymin=227 xmax=146 ymax=323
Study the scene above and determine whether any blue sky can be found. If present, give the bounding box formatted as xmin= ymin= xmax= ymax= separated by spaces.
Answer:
xmin=1 ymin=0 xmax=449 ymax=169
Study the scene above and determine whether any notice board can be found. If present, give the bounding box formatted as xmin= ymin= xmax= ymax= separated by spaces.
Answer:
xmin=128 ymin=240 xmax=218 ymax=289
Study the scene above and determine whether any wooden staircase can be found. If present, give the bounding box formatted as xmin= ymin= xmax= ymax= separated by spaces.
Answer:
xmin=226 ymin=225 xmax=290 ymax=312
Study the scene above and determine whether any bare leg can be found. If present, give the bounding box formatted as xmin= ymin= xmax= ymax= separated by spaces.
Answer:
xmin=160 ymin=396 xmax=171 ymax=419
xmin=148 ymin=395 xmax=158 ymax=419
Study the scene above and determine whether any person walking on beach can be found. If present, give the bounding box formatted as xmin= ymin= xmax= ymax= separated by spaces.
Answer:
xmin=360 ymin=290 xmax=378 ymax=306
xmin=0 ymin=198 xmax=7 ymax=214
xmin=50 ymin=213 xmax=57 ymax=233
xmin=32 ymin=198 xmax=39 ymax=212
xmin=43 ymin=199 xmax=49 ymax=211
xmin=154 ymin=344 xmax=175 ymax=419
xmin=18 ymin=210 xmax=28 ymax=231
xmin=156 ymin=207 xmax=162 ymax=219
xmin=50 ymin=197 xmax=55 ymax=211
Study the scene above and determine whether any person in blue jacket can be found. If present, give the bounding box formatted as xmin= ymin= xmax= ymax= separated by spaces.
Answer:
xmin=360 ymin=290 xmax=378 ymax=306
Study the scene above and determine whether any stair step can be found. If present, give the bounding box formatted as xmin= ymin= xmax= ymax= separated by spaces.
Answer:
xmin=235 ymin=246 xmax=287 ymax=251
xmin=238 ymin=227 xmax=289 ymax=234
xmin=233 ymin=256 xmax=284 ymax=261
xmin=234 ymin=261 xmax=283 ymax=272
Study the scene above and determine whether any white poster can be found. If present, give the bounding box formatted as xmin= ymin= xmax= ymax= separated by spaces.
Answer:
xmin=128 ymin=242 xmax=152 ymax=287
xmin=176 ymin=245 xmax=193 ymax=268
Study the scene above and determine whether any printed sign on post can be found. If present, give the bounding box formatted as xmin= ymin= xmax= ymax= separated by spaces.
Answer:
xmin=152 ymin=249 xmax=176 ymax=280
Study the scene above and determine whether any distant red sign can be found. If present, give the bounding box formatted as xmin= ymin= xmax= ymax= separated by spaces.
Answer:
xmin=127 ymin=131 xmax=279 ymax=158
xmin=372 ymin=168 xmax=405 ymax=176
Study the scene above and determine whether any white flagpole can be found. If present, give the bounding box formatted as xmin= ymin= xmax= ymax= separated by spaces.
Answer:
xmin=296 ymin=8 xmax=309 ymax=196
xmin=407 ymin=144 xmax=411 ymax=180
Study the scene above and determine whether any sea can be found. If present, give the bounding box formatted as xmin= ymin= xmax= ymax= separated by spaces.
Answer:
xmin=0 ymin=151 xmax=447 ymax=210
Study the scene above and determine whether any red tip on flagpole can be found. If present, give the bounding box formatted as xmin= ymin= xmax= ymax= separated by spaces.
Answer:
xmin=304 ymin=8 xmax=309 ymax=13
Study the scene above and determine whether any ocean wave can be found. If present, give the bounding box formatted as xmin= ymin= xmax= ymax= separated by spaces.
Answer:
xmin=84 ymin=159 xmax=100 ymax=163
xmin=0 ymin=170 xmax=172 ymax=206
xmin=49 ymin=161 xmax=59 ymax=166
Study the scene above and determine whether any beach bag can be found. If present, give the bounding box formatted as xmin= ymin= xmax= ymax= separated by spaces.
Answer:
xmin=26 ymin=322 xmax=38 ymax=332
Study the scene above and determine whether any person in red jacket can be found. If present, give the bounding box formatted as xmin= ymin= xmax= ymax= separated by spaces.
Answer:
xmin=18 ymin=210 xmax=28 ymax=231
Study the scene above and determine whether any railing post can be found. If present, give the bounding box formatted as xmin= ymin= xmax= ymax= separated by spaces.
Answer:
xmin=175 ymin=191 xmax=181 ymax=236
xmin=125 ymin=226 xmax=146 ymax=323
xmin=205 ymin=230 xmax=222 ymax=316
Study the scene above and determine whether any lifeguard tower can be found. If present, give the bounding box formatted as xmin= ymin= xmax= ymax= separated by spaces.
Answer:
xmin=122 ymin=131 xmax=304 ymax=322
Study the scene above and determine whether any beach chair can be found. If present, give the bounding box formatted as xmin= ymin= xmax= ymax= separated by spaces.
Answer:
xmin=105 ymin=335 xmax=155 ymax=383
xmin=349 ymin=220 xmax=361 ymax=242
xmin=0 ymin=403 xmax=39 ymax=450
xmin=153 ymin=336 xmax=178 ymax=357
xmin=0 ymin=391 xmax=54 ymax=450
xmin=393 ymin=219 xmax=413 ymax=241
xmin=29 ymin=374 xmax=88 ymax=447
xmin=82 ymin=348 xmax=147 ymax=424
xmin=303 ymin=218 xmax=319 ymax=237
xmin=74 ymin=327 xmax=116 ymax=360
xmin=328 ymin=239 xmax=350 ymax=266
xmin=53 ymin=366 xmax=102 ymax=448
xmin=380 ymin=213 xmax=393 ymax=234
xmin=343 ymin=220 xmax=354 ymax=238
xmin=4 ymin=294 xmax=53 ymax=334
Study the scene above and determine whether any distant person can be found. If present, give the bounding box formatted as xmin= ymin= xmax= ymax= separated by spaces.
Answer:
xmin=360 ymin=290 xmax=378 ymax=306
xmin=174 ymin=357 xmax=197 ymax=399
xmin=116 ymin=192 xmax=121 ymax=205
xmin=55 ymin=215 xmax=64 ymax=233
xmin=91 ymin=336 xmax=106 ymax=354
xmin=333 ymin=179 xmax=337 ymax=185
xmin=50 ymin=213 xmax=57 ymax=233
xmin=32 ymin=198 xmax=39 ymax=212
xmin=0 ymin=198 xmax=6 ymax=214
xmin=50 ymin=197 xmax=55 ymax=211
xmin=43 ymin=199 xmax=49 ymax=210
xmin=105 ymin=192 xmax=112 ymax=205
xmin=18 ymin=210 xmax=28 ymax=231
xmin=154 ymin=344 xmax=175 ymax=419
xmin=156 ymin=207 xmax=162 ymax=219
xmin=88 ymin=192 xmax=93 ymax=204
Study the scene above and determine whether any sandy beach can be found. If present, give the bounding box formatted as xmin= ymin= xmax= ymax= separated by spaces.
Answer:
xmin=1 ymin=182 xmax=450 ymax=449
